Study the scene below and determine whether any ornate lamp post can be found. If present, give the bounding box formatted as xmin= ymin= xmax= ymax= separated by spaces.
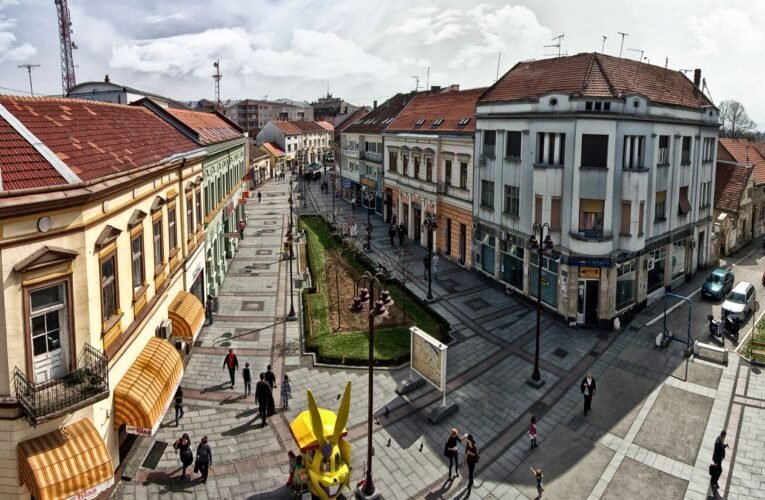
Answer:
xmin=349 ymin=272 xmax=394 ymax=499
xmin=423 ymin=211 xmax=437 ymax=301
xmin=286 ymin=189 xmax=297 ymax=321
xmin=528 ymin=223 xmax=554 ymax=384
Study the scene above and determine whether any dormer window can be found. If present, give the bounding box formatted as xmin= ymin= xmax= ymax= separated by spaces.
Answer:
xmin=415 ymin=119 xmax=426 ymax=126
xmin=432 ymin=119 xmax=444 ymax=127
xmin=457 ymin=118 xmax=471 ymax=127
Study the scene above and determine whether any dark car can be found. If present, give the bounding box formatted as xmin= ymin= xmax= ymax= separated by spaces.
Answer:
xmin=701 ymin=268 xmax=734 ymax=300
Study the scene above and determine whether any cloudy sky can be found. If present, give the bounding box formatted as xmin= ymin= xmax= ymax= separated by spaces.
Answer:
xmin=1 ymin=0 xmax=764 ymax=125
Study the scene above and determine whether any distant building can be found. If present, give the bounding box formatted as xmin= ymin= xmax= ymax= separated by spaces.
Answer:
xmin=249 ymin=145 xmax=271 ymax=185
xmin=256 ymin=120 xmax=332 ymax=168
xmin=67 ymin=75 xmax=188 ymax=108
xmin=311 ymin=92 xmax=360 ymax=122
xmin=223 ymin=99 xmax=314 ymax=132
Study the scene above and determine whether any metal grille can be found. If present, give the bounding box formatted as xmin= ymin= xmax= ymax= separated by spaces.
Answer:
xmin=14 ymin=343 xmax=109 ymax=427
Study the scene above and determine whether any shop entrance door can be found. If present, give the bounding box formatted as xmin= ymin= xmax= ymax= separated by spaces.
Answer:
xmin=577 ymin=280 xmax=599 ymax=325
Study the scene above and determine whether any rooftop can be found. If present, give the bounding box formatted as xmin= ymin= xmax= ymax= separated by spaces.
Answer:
xmin=387 ymin=87 xmax=485 ymax=134
xmin=714 ymin=161 xmax=752 ymax=213
xmin=261 ymin=142 xmax=285 ymax=157
xmin=164 ymin=108 xmax=243 ymax=145
xmin=719 ymin=138 xmax=765 ymax=185
xmin=343 ymin=92 xmax=421 ymax=134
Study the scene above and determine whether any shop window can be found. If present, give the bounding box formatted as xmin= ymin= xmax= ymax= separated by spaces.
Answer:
xmin=647 ymin=247 xmax=666 ymax=292
xmin=672 ymin=240 xmax=687 ymax=280
xmin=530 ymin=252 xmax=559 ymax=307
xmin=616 ymin=259 xmax=637 ymax=310
xmin=500 ymin=239 xmax=524 ymax=290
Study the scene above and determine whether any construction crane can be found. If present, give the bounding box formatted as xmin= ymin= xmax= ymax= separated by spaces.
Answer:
xmin=213 ymin=60 xmax=223 ymax=111
xmin=54 ymin=0 xmax=77 ymax=95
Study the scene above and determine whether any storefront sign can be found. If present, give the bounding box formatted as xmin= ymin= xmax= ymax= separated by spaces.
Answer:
xmin=224 ymin=232 xmax=240 ymax=238
xmin=65 ymin=477 xmax=114 ymax=500
xmin=361 ymin=177 xmax=376 ymax=188
xmin=569 ymin=256 xmax=611 ymax=267
xmin=579 ymin=267 xmax=600 ymax=279
xmin=126 ymin=374 xmax=182 ymax=436
xmin=238 ymin=198 xmax=247 ymax=205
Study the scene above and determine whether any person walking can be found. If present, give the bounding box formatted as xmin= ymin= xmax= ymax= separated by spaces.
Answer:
xmin=530 ymin=467 xmax=544 ymax=499
xmin=173 ymin=433 xmax=193 ymax=480
xmin=529 ymin=415 xmax=538 ymax=449
xmin=398 ymin=222 xmax=406 ymax=247
xmin=258 ymin=191 xmax=262 ymax=203
xmin=206 ymin=294 xmax=215 ymax=325
xmin=242 ymin=362 xmax=252 ymax=397
xmin=238 ymin=220 xmax=246 ymax=239
xmin=580 ymin=372 xmax=596 ymax=416
xmin=256 ymin=372 xmax=271 ymax=427
xmin=174 ymin=387 xmax=184 ymax=426
xmin=444 ymin=428 xmax=464 ymax=479
xmin=265 ymin=364 xmax=277 ymax=391
xmin=195 ymin=436 xmax=212 ymax=484
xmin=281 ymin=374 xmax=292 ymax=410
xmin=465 ymin=434 xmax=479 ymax=496
xmin=389 ymin=223 xmax=397 ymax=247
xmin=222 ymin=349 xmax=239 ymax=389
xmin=711 ymin=430 xmax=728 ymax=490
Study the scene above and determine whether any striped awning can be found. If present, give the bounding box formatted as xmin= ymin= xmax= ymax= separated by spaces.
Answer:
xmin=168 ymin=291 xmax=205 ymax=342
xmin=18 ymin=419 xmax=113 ymax=500
xmin=114 ymin=337 xmax=183 ymax=436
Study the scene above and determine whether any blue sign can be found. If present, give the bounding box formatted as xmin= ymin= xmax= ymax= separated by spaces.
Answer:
xmin=568 ymin=256 xmax=611 ymax=268
xmin=342 ymin=179 xmax=351 ymax=188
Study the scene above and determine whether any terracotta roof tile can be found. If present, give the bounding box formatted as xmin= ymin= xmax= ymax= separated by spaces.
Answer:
xmin=715 ymin=161 xmax=751 ymax=212
xmin=165 ymin=108 xmax=242 ymax=145
xmin=387 ymin=88 xmax=485 ymax=134
xmin=261 ymin=142 xmax=285 ymax=157
xmin=0 ymin=96 xmax=199 ymax=184
xmin=0 ymin=115 xmax=67 ymax=191
xmin=719 ymin=139 xmax=765 ymax=185
xmin=481 ymin=52 xmax=713 ymax=109
xmin=343 ymin=92 xmax=421 ymax=134
xmin=316 ymin=121 xmax=334 ymax=131
xmin=271 ymin=121 xmax=302 ymax=135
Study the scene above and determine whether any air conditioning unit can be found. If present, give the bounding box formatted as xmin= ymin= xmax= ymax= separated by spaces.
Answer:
xmin=646 ymin=258 xmax=655 ymax=271
xmin=157 ymin=319 xmax=173 ymax=339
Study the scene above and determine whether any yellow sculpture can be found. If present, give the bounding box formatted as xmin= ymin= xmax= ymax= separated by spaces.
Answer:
xmin=289 ymin=382 xmax=352 ymax=499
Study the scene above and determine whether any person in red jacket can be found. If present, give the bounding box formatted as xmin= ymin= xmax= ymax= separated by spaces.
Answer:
xmin=222 ymin=349 xmax=239 ymax=389
xmin=238 ymin=220 xmax=246 ymax=239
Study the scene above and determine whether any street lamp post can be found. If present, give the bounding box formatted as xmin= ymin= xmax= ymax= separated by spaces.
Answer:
xmin=349 ymin=272 xmax=394 ymax=499
xmin=286 ymin=190 xmax=297 ymax=321
xmin=423 ymin=211 xmax=437 ymax=301
xmin=528 ymin=223 xmax=554 ymax=385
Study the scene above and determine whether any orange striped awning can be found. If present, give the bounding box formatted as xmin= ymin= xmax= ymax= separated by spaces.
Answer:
xmin=168 ymin=291 xmax=205 ymax=341
xmin=18 ymin=419 xmax=113 ymax=500
xmin=114 ymin=337 xmax=183 ymax=436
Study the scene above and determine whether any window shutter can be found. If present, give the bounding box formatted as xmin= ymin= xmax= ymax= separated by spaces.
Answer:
xmin=551 ymin=198 xmax=561 ymax=229
xmin=621 ymin=201 xmax=631 ymax=234
xmin=535 ymin=196 xmax=543 ymax=224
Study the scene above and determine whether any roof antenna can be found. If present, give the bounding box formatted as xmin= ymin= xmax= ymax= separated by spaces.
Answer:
xmin=627 ymin=47 xmax=644 ymax=62
xmin=17 ymin=64 xmax=40 ymax=96
xmin=618 ymin=32 xmax=629 ymax=58
xmin=496 ymin=51 xmax=502 ymax=82
xmin=601 ymin=35 xmax=607 ymax=53
xmin=412 ymin=76 xmax=420 ymax=92
xmin=426 ymin=66 xmax=430 ymax=89
xmin=544 ymin=33 xmax=564 ymax=57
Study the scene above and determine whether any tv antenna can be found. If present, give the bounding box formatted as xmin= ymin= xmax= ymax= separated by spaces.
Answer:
xmin=17 ymin=64 xmax=40 ymax=96
xmin=544 ymin=33 xmax=564 ymax=57
xmin=412 ymin=76 xmax=420 ymax=92
xmin=601 ymin=36 xmax=607 ymax=53
xmin=627 ymin=48 xmax=645 ymax=61
xmin=496 ymin=51 xmax=502 ymax=82
xmin=618 ymin=32 xmax=629 ymax=58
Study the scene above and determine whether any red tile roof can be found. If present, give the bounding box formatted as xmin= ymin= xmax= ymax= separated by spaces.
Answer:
xmin=261 ymin=142 xmax=285 ymax=157
xmin=481 ymin=52 xmax=713 ymax=109
xmin=249 ymin=144 xmax=269 ymax=160
xmin=292 ymin=121 xmax=328 ymax=133
xmin=165 ymin=108 xmax=242 ymax=145
xmin=271 ymin=121 xmax=302 ymax=135
xmin=0 ymin=96 xmax=199 ymax=185
xmin=387 ymin=88 xmax=485 ymax=134
xmin=719 ymin=139 xmax=765 ymax=185
xmin=316 ymin=121 xmax=334 ymax=132
xmin=0 ymin=115 xmax=67 ymax=191
xmin=715 ymin=161 xmax=751 ymax=212
xmin=333 ymin=108 xmax=368 ymax=136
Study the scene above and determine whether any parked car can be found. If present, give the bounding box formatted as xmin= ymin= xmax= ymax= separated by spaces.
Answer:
xmin=701 ymin=268 xmax=734 ymax=300
xmin=721 ymin=281 xmax=756 ymax=321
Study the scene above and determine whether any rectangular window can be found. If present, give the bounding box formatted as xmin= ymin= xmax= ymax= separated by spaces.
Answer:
xmin=504 ymin=185 xmax=520 ymax=216
xmin=195 ymin=191 xmax=202 ymax=232
xmin=581 ymin=134 xmax=609 ymax=168
xmin=445 ymin=159 xmax=452 ymax=186
xmin=681 ymin=136 xmax=691 ymax=164
xmin=620 ymin=201 xmax=631 ymax=234
xmin=506 ymin=131 xmax=521 ymax=158
xmin=551 ymin=197 xmax=561 ymax=230
xmin=483 ymin=130 xmax=496 ymax=158
xmin=536 ymin=133 xmax=565 ymax=165
xmin=678 ymin=186 xmax=691 ymax=215
xmin=153 ymin=219 xmax=163 ymax=268
xmin=100 ymin=253 xmax=118 ymax=322
xmin=481 ymin=180 xmax=495 ymax=209
xmin=388 ymin=151 xmax=397 ymax=172
xmin=29 ymin=282 xmax=69 ymax=383
xmin=426 ymin=157 xmax=433 ymax=182
xmin=658 ymin=135 xmax=670 ymax=164
xmin=401 ymin=154 xmax=408 ymax=175
xmin=131 ymin=234 xmax=144 ymax=292
xmin=638 ymin=201 xmax=645 ymax=236
xmin=579 ymin=199 xmax=604 ymax=236
xmin=414 ymin=156 xmax=420 ymax=179
xmin=186 ymin=195 xmax=193 ymax=238
xmin=535 ymin=195 xmax=542 ymax=224
xmin=623 ymin=136 xmax=645 ymax=169
xmin=616 ymin=259 xmax=637 ymax=310
xmin=703 ymin=137 xmax=715 ymax=162
xmin=655 ymin=191 xmax=667 ymax=220
xmin=168 ymin=206 xmax=178 ymax=251
xmin=460 ymin=162 xmax=468 ymax=188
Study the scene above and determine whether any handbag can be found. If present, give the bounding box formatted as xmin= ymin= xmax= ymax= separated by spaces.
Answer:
xmin=444 ymin=444 xmax=451 ymax=458
xmin=194 ymin=458 xmax=199 ymax=474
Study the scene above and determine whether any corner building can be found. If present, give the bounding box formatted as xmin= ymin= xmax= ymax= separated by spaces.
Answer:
xmin=474 ymin=53 xmax=719 ymax=326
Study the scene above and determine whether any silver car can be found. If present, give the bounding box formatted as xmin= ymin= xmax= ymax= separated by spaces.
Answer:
xmin=721 ymin=281 xmax=756 ymax=321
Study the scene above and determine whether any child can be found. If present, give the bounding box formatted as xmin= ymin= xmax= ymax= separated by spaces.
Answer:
xmin=287 ymin=450 xmax=296 ymax=487
xmin=281 ymin=374 xmax=292 ymax=410
xmin=242 ymin=362 xmax=252 ymax=397
xmin=530 ymin=467 xmax=544 ymax=499
xmin=529 ymin=415 xmax=538 ymax=449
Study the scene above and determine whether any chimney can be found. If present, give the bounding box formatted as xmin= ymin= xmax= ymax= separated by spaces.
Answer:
xmin=104 ymin=74 xmax=110 ymax=83
xmin=430 ymin=85 xmax=441 ymax=92
xmin=693 ymin=69 xmax=701 ymax=89
xmin=373 ymin=100 xmax=377 ymax=109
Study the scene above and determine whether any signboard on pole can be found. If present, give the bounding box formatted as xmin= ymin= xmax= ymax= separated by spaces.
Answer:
xmin=410 ymin=326 xmax=447 ymax=392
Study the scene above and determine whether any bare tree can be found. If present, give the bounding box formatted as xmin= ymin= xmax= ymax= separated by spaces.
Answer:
xmin=719 ymin=100 xmax=757 ymax=138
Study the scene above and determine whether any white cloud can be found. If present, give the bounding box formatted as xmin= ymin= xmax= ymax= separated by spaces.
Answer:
xmin=0 ymin=14 xmax=35 ymax=64
xmin=143 ymin=12 xmax=186 ymax=24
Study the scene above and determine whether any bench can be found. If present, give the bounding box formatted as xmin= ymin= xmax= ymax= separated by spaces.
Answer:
xmin=750 ymin=341 xmax=765 ymax=363
xmin=693 ymin=340 xmax=728 ymax=366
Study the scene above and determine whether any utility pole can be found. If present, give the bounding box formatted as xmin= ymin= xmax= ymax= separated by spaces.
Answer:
xmin=411 ymin=76 xmax=420 ymax=92
xmin=17 ymin=64 xmax=40 ymax=96
xmin=213 ymin=60 xmax=223 ymax=112
xmin=618 ymin=32 xmax=629 ymax=58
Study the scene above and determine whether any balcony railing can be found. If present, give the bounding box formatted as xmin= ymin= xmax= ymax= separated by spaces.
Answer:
xmin=570 ymin=229 xmax=613 ymax=242
xmin=361 ymin=151 xmax=383 ymax=163
xmin=342 ymin=148 xmax=359 ymax=158
xmin=14 ymin=344 xmax=110 ymax=427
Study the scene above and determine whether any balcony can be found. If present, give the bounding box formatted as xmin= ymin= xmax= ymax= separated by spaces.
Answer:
xmin=14 ymin=344 xmax=109 ymax=427
xmin=571 ymin=229 xmax=612 ymax=242
xmin=341 ymin=148 xmax=359 ymax=159
xmin=361 ymin=151 xmax=383 ymax=163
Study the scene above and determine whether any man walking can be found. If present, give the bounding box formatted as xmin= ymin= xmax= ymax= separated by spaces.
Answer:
xmin=398 ymin=222 xmax=406 ymax=247
xmin=206 ymin=294 xmax=215 ymax=325
xmin=174 ymin=386 xmax=184 ymax=426
xmin=196 ymin=436 xmax=212 ymax=484
xmin=222 ymin=349 xmax=239 ymax=389
xmin=258 ymin=191 xmax=262 ymax=203
xmin=242 ymin=362 xmax=252 ymax=397
xmin=255 ymin=373 xmax=271 ymax=427
xmin=389 ymin=223 xmax=397 ymax=247
xmin=265 ymin=364 xmax=277 ymax=391
xmin=580 ymin=372 xmax=596 ymax=416
xmin=711 ymin=430 xmax=728 ymax=490
xmin=238 ymin=219 xmax=246 ymax=240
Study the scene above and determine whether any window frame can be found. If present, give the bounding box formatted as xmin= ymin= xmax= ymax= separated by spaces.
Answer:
xmin=130 ymin=231 xmax=145 ymax=294
xmin=480 ymin=180 xmax=495 ymax=209
xmin=506 ymin=131 xmax=522 ymax=159
xmin=504 ymin=185 xmax=520 ymax=217
xmin=152 ymin=216 xmax=164 ymax=271
xmin=581 ymin=134 xmax=609 ymax=168
xmin=459 ymin=162 xmax=468 ymax=188
xmin=99 ymin=250 xmax=120 ymax=326
xmin=483 ymin=130 xmax=496 ymax=158
xmin=167 ymin=203 xmax=178 ymax=252
xmin=445 ymin=159 xmax=452 ymax=186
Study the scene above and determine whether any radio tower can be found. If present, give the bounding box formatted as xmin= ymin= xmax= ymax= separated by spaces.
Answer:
xmin=213 ymin=60 xmax=223 ymax=111
xmin=54 ymin=0 xmax=77 ymax=95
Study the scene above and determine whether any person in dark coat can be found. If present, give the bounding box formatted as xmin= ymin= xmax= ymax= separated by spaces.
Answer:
xmin=255 ymin=372 xmax=271 ymax=426
xmin=445 ymin=428 xmax=464 ymax=479
xmin=242 ymin=362 xmax=252 ymax=397
xmin=223 ymin=349 xmax=239 ymax=389
xmin=174 ymin=387 xmax=184 ymax=426
xmin=206 ymin=294 xmax=215 ymax=325
xmin=580 ymin=372 xmax=596 ymax=416
xmin=711 ymin=430 xmax=728 ymax=490
xmin=465 ymin=434 xmax=479 ymax=495
xmin=389 ymin=223 xmax=397 ymax=247
xmin=173 ymin=433 xmax=193 ymax=480
xmin=398 ymin=223 xmax=407 ymax=246
xmin=264 ymin=365 xmax=277 ymax=390
xmin=195 ymin=436 xmax=212 ymax=484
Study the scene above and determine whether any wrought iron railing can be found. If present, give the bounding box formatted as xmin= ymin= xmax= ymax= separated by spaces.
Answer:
xmin=14 ymin=343 xmax=109 ymax=426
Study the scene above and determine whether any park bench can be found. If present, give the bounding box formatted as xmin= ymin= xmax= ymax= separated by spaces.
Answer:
xmin=750 ymin=341 xmax=765 ymax=364
xmin=693 ymin=340 xmax=728 ymax=366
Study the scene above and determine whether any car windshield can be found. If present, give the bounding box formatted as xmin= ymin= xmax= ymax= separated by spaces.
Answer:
xmin=727 ymin=292 xmax=746 ymax=304
xmin=708 ymin=274 xmax=723 ymax=284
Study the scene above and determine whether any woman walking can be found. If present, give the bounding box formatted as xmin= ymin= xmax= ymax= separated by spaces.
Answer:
xmin=465 ymin=434 xmax=479 ymax=496
xmin=195 ymin=436 xmax=213 ymax=484
xmin=173 ymin=433 xmax=193 ymax=480
xmin=281 ymin=374 xmax=292 ymax=410
xmin=529 ymin=416 xmax=538 ymax=449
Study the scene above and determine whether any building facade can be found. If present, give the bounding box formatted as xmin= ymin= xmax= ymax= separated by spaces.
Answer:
xmin=474 ymin=53 xmax=719 ymax=327
xmin=713 ymin=158 xmax=754 ymax=255
xmin=311 ymin=92 xmax=360 ymax=122
xmin=250 ymin=145 xmax=271 ymax=186
xmin=0 ymin=96 xmax=207 ymax=498
xmin=68 ymin=76 xmax=186 ymax=108
xmin=256 ymin=121 xmax=332 ymax=169
xmin=225 ymin=99 xmax=314 ymax=131
xmin=383 ymin=87 xmax=483 ymax=266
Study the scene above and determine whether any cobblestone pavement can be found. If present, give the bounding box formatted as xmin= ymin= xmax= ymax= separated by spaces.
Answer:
xmin=112 ymin=179 xmax=761 ymax=499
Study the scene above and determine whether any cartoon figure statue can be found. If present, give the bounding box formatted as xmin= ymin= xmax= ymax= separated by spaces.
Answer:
xmin=289 ymin=382 xmax=352 ymax=499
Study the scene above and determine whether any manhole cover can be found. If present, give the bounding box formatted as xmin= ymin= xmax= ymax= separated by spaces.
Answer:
xmin=142 ymin=441 xmax=167 ymax=469
xmin=553 ymin=348 xmax=569 ymax=359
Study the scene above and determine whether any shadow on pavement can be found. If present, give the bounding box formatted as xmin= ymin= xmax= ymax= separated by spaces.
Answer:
xmin=221 ymin=415 xmax=262 ymax=437
xmin=201 ymin=382 xmax=230 ymax=393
